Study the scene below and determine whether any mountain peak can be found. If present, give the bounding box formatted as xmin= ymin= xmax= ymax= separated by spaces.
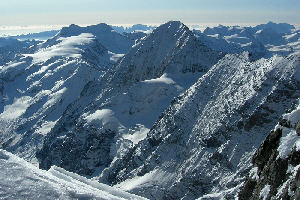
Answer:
xmin=106 ymin=19 xmax=222 ymax=91
xmin=59 ymin=24 xmax=81 ymax=36
xmin=69 ymin=24 xmax=80 ymax=28
xmin=156 ymin=21 xmax=187 ymax=32
xmin=59 ymin=23 xmax=113 ymax=37
xmin=164 ymin=20 xmax=183 ymax=26
xmin=266 ymin=21 xmax=276 ymax=25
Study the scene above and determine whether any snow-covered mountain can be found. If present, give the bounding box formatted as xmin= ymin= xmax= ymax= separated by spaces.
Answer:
xmin=194 ymin=21 xmax=300 ymax=58
xmin=1 ymin=20 xmax=300 ymax=200
xmin=254 ymin=21 xmax=295 ymax=35
xmin=37 ymin=21 xmax=224 ymax=177
xmin=0 ymin=149 xmax=146 ymax=200
xmin=0 ymin=30 xmax=121 ymax=163
xmin=43 ymin=23 xmax=135 ymax=54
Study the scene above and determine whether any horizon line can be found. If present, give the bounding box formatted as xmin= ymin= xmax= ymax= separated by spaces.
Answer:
xmin=1 ymin=21 xmax=299 ymax=37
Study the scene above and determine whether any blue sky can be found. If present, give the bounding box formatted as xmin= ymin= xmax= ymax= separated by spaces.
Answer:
xmin=1 ymin=0 xmax=300 ymax=26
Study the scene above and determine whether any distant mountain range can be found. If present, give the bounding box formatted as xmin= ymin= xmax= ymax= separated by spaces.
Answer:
xmin=4 ymin=24 xmax=156 ymax=41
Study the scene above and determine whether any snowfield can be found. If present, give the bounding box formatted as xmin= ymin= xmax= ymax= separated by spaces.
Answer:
xmin=0 ymin=149 xmax=146 ymax=200
xmin=27 ymin=33 xmax=97 ymax=63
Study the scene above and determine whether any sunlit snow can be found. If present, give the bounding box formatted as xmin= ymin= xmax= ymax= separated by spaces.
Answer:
xmin=0 ymin=96 xmax=32 ymax=120
xmin=26 ymin=33 xmax=95 ymax=63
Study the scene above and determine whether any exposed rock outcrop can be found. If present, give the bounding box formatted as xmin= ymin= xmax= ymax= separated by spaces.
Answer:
xmin=239 ymin=102 xmax=300 ymax=200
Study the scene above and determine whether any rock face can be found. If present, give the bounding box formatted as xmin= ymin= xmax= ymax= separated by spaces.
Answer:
xmin=296 ymin=120 xmax=300 ymax=136
xmin=37 ymin=21 xmax=224 ymax=177
xmin=239 ymin=102 xmax=300 ymax=200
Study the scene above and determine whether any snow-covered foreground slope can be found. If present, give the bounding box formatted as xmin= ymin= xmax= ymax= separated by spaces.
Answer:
xmin=0 ymin=149 xmax=146 ymax=200
xmin=99 ymin=52 xmax=300 ymax=199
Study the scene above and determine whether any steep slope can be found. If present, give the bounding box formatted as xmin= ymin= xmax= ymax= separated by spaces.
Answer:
xmin=37 ymin=21 xmax=224 ymax=177
xmin=0 ymin=33 xmax=118 ymax=163
xmin=239 ymin=100 xmax=300 ymax=200
xmin=43 ymin=23 xmax=134 ymax=54
xmin=99 ymin=52 xmax=300 ymax=199
xmin=0 ymin=149 xmax=146 ymax=200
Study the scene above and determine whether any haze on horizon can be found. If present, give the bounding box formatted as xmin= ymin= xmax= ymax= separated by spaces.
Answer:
xmin=1 ymin=0 xmax=300 ymax=27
